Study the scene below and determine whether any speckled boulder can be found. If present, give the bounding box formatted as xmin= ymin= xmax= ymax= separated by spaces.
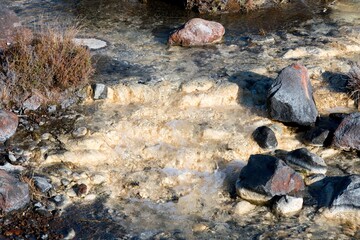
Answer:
xmin=267 ymin=63 xmax=318 ymax=126
xmin=333 ymin=112 xmax=360 ymax=151
xmin=0 ymin=110 xmax=18 ymax=142
xmin=236 ymin=154 xmax=304 ymax=204
xmin=0 ymin=170 xmax=30 ymax=212
xmin=168 ymin=18 xmax=225 ymax=47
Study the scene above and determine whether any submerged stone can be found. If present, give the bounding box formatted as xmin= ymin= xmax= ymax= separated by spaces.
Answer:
xmin=267 ymin=63 xmax=318 ymax=126
xmin=252 ymin=126 xmax=278 ymax=149
xmin=0 ymin=170 xmax=30 ymax=212
xmin=277 ymin=148 xmax=327 ymax=175
xmin=0 ymin=110 xmax=18 ymax=142
xmin=333 ymin=112 xmax=360 ymax=151
xmin=236 ymin=154 xmax=304 ymax=204
xmin=168 ymin=18 xmax=225 ymax=47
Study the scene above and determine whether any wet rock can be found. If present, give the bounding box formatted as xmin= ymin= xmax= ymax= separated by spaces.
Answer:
xmin=236 ymin=155 xmax=304 ymax=204
xmin=0 ymin=170 xmax=30 ymax=212
xmin=252 ymin=126 xmax=278 ymax=149
xmin=0 ymin=110 xmax=18 ymax=142
xmin=272 ymin=195 xmax=303 ymax=217
xmin=303 ymin=127 xmax=330 ymax=146
xmin=267 ymin=63 xmax=318 ymax=126
xmin=333 ymin=112 xmax=360 ymax=150
xmin=33 ymin=176 xmax=53 ymax=193
xmin=168 ymin=18 xmax=225 ymax=47
xmin=277 ymin=148 xmax=327 ymax=175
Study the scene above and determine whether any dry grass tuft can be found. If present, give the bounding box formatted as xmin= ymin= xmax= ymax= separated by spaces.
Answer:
xmin=0 ymin=26 xmax=93 ymax=109
xmin=348 ymin=62 xmax=360 ymax=105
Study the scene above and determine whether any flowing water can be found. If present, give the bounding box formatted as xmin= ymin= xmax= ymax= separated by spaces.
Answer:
xmin=6 ymin=0 xmax=360 ymax=239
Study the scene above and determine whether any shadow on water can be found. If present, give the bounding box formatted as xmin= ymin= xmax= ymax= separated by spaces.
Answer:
xmin=228 ymin=71 xmax=273 ymax=113
xmin=51 ymin=196 xmax=128 ymax=239
xmin=67 ymin=0 xmax=329 ymax=45
xmin=92 ymin=54 xmax=155 ymax=84
xmin=322 ymin=71 xmax=350 ymax=93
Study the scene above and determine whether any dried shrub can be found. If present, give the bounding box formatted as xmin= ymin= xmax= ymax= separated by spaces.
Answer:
xmin=348 ymin=62 xmax=360 ymax=105
xmin=0 ymin=27 xmax=93 ymax=109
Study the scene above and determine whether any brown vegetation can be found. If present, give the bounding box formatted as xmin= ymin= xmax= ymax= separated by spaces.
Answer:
xmin=0 ymin=27 xmax=93 ymax=109
xmin=348 ymin=62 xmax=360 ymax=106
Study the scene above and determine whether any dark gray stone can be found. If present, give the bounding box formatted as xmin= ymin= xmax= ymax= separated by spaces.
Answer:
xmin=33 ymin=176 xmax=53 ymax=193
xmin=252 ymin=126 xmax=278 ymax=149
xmin=309 ymin=175 xmax=360 ymax=212
xmin=236 ymin=154 xmax=304 ymax=204
xmin=276 ymin=148 xmax=327 ymax=175
xmin=267 ymin=63 xmax=318 ymax=126
xmin=303 ymin=127 xmax=330 ymax=146
xmin=333 ymin=112 xmax=360 ymax=151
xmin=0 ymin=169 xmax=30 ymax=212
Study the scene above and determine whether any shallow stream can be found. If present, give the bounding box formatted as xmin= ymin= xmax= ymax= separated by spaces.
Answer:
xmin=5 ymin=0 xmax=360 ymax=239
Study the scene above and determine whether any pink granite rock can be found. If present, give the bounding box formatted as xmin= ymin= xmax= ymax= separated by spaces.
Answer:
xmin=0 ymin=110 xmax=18 ymax=142
xmin=0 ymin=170 xmax=30 ymax=212
xmin=168 ymin=18 xmax=225 ymax=47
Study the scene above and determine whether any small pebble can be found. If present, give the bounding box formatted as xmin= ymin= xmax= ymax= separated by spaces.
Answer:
xmin=66 ymin=188 xmax=77 ymax=198
xmin=92 ymin=174 xmax=106 ymax=185
xmin=192 ymin=223 xmax=209 ymax=232
xmin=61 ymin=178 xmax=71 ymax=186
xmin=84 ymin=194 xmax=97 ymax=201
xmin=74 ymin=183 xmax=88 ymax=197
xmin=41 ymin=133 xmax=52 ymax=141
xmin=72 ymin=127 xmax=88 ymax=138
xmin=8 ymin=154 xmax=17 ymax=163
xmin=63 ymin=228 xmax=76 ymax=240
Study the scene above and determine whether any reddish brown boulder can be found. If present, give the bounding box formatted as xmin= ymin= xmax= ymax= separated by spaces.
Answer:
xmin=333 ymin=112 xmax=360 ymax=151
xmin=168 ymin=18 xmax=225 ymax=47
xmin=0 ymin=170 xmax=30 ymax=212
xmin=0 ymin=110 xmax=18 ymax=142
xmin=267 ymin=63 xmax=318 ymax=126
xmin=236 ymin=154 xmax=304 ymax=204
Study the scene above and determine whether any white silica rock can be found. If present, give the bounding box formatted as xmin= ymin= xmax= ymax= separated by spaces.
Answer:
xmin=73 ymin=38 xmax=107 ymax=50
xmin=273 ymin=195 xmax=303 ymax=217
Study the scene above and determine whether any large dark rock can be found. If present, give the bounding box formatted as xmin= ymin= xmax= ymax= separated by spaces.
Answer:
xmin=333 ymin=112 xmax=360 ymax=151
xmin=276 ymin=148 xmax=327 ymax=175
xmin=252 ymin=126 xmax=278 ymax=149
xmin=267 ymin=63 xmax=318 ymax=126
xmin=309 ymin=175 xmax=360 ymax=218
xmin=0 ymin=110 xmax=18 ymax=142
xmin=0 ymin=170 xmax=30 ymax=212
xmin=168 ymin=18 xmax=225 ymax=47
xmin=236 ymin=154 xmax=304 ymax=204
xmin=303 ymin=127 xmax=330 ymax=146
